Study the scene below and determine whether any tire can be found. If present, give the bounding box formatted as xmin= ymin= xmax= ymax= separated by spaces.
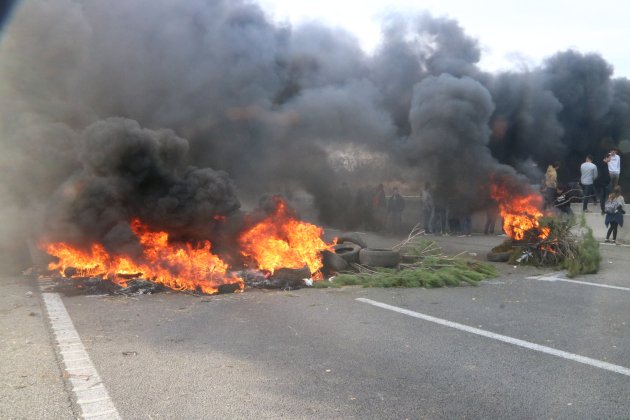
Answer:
xmin=358 ymin=248 xmax=400 ymax=267
xmin=486 ymin=251 xmax=511 ymax=262
xmin=270 ymin=266 xmax=312 ymax=282
xmin=333 ymin=243 xmax=361 ymax=263
xmin=337 ymin=232 xmax=368 ymax=249
xmin=322 ymin=250 xmax=350 ymax=273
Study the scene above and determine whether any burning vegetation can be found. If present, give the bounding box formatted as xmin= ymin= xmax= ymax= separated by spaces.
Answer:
xmin=488 ymin=179 xmax=600 ymax=277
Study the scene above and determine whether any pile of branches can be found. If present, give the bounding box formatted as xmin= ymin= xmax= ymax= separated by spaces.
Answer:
xmin=492 ymin=216 xmax=600 ymax=277
xmin=316 ymin=225 xmax=497 ymax=289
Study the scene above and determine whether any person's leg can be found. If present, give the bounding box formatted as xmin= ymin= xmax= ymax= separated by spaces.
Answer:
xmin=611 ymin=173 xmax=619 ymax=188
xmin=606 ymin=224 xmax=614 ymax=241
xmin=587 ymin=184 xmax=595 ymax=209
xmin=581 ymin=184 xmax=591 ymax=210
xmin=423 ymin=209 xmax=432 ymax=233
xmin=612 ymin=222 xmax=618 ymax=241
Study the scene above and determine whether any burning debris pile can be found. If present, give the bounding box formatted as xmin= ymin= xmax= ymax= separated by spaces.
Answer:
xmin=488 ymin=179 xmax=600 ymax=277
xmin=39 ymin=195 xmax=337 ymax=295
xmin=2 ymin=0 xmax=626 ymax=281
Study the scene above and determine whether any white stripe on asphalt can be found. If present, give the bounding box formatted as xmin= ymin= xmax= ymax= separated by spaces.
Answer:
xmin=526 ymin=274 xmax=630 ymax=292
xmin=42 ymin=293 xmax=122 ymax=420
xmin=356 ymin=298 xmax=630 ymax=377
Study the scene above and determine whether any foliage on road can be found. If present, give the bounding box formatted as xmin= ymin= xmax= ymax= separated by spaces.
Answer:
xmin=492 ymin=215 xmax=601 ymax=278
xmin=315 ymin=237 xmax=497 ymax=289
xmin=561 ymin=220 xmax=601 ymax=278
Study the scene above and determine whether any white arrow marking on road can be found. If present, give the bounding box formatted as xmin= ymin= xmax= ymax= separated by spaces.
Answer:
xmin=356 ymin=298 xmax=630 ymax=377
xmin=526 ymin=274 xmax=630 ymax=292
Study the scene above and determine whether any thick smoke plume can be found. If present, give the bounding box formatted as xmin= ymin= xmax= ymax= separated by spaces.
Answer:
xmin=43 ymin=118 xmax=239 ymax=252
xmin=1 ymin=0 xmax=629 ymax=273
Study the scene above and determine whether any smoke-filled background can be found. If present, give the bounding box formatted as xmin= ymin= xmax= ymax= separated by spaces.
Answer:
xmin=1 ymin=0 xmax=629 ymax=273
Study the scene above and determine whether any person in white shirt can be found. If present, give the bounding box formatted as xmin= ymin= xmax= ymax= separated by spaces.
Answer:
xmin=580 ymin=155 xmax=598 ymax=212
xmin=604 ymin=148 xmax=621 ymax=188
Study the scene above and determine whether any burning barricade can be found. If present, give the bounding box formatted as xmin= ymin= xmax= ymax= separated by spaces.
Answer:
xmin=39 ymin=196 xmax=337 ymax=296
xmin=488 ymin=180 xmax=600 ymax=277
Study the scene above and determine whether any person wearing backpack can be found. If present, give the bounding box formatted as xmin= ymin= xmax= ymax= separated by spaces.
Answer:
xmin=604 ymin=186 xmax=626 ymax=244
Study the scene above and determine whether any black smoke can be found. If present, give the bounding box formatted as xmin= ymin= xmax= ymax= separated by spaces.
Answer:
xmin=1 ymin=0 xmax=629 ymax=273
xmin=42 ymin=118 xmax=239 ymax=253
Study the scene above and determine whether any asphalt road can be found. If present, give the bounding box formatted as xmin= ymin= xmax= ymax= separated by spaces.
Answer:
xmin=3 ymin=234 xmax=630 ymax=419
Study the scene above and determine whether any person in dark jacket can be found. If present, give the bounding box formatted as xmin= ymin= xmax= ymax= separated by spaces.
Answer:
xmin=595 ymin=156 xmax=611 ymax=214
xmin=554 ymin=184 xmax=576 ymax=216
xmin=604 ymin=186 xmax=626 ymax=244
xmin=387 ymin=187 xmax=406 ymax=234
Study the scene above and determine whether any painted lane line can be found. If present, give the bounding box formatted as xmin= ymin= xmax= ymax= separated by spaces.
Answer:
xmin=526 ymin=274 xmax=630 ymax=292
xmin=42 ymin=293 xmax=122 ymax=420
xmin=356 ymin=298 xmax=630 ymax=377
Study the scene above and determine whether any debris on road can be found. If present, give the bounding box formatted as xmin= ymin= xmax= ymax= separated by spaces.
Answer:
xmin=317 ymin=225 xmax=497 ymax=289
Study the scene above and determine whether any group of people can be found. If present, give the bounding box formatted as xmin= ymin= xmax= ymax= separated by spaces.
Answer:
xmin=336 ymin=148 xmax=624 ymax=241
xmin=543 ymin=148 xmax=625 ymax=244
xmin=334 ymin=183 xmax=406 ymax=234
xmin=419 ymin=183 xmax=479 ymax=237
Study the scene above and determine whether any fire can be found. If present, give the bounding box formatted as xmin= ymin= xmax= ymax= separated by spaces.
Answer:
xmin=491 ymin=183 xmax=550 ymax=241
xmin=43 ymin=219 xmax=243 ymax=295
xmin=239 ymin=197 xmax=333 ymax=275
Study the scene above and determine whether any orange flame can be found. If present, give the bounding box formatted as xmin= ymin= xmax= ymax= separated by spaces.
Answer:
xmin=43 ymin=219 xmax=243 ymax=294
xmin=491 ymin=183 xmax=550 ymax=241
xmin=239 ymin=198 xmax=333 ymax=275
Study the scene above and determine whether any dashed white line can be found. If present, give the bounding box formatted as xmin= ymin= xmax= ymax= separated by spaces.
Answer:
xmin=42 ymin=293 xmax=121 ymax=420
xmin=527 ymin=274 xmax=630 ymax=292
xmin=356 ymin=297 xmax=630 ymax=377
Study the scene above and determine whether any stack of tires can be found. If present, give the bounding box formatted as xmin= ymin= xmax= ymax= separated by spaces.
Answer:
xmin=323 ymin=232 xmax=400 ymax=274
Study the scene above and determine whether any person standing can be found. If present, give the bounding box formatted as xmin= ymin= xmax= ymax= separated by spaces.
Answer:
xmin=419 ymin=183 xmax=434 ymax=234
xmin=484 ymin=203 xmax=499 ymax=235
xmin=387 ymin=187 xmax=406 ymax=234
xmin=458 ymin=212 xmax=472 ymax=237
xmin=604 ymin=185 xmax=625 ymax=245
xmin=604 ymin=148 xmax=621 ymax=188
xmin=595 ymin=156 xmax=611 ymax=215
xmin=580 ymin=155 xmax=598 ymax=212
xmin=371 ymin=184 xmax=386 ymax=232
xmin=544 ymin=162 xmax=560 ymax=209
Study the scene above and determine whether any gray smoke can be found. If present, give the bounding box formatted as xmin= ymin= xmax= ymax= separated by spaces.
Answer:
xmin=2 ymin=0 xmax=630 ymax=273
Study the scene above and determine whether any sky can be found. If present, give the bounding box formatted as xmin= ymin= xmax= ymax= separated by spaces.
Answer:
xmin=257 ymin=0 xmax=630 ymax=79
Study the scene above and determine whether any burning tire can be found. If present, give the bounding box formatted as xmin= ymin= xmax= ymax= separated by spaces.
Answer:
xmin=333 ymin=243 xmax=361 ymax=263
xmin=337 ymin=232 xmax=368 ymax=249
xmin=322 ymin=250 xmax=350 ymax=273
xmin=270 ymin=266 xmax=312 ymax=283
xmin=358 ymin=248 xmax=400 ymax=268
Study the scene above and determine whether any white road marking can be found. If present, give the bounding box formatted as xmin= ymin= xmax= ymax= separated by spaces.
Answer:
xmin=42 ymin=293 xmax=121 ymax=420
xmin=526 ymin=273 xmax=630 ymax=292
xmin=356 ymin=298 xmax=630 ymax=377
